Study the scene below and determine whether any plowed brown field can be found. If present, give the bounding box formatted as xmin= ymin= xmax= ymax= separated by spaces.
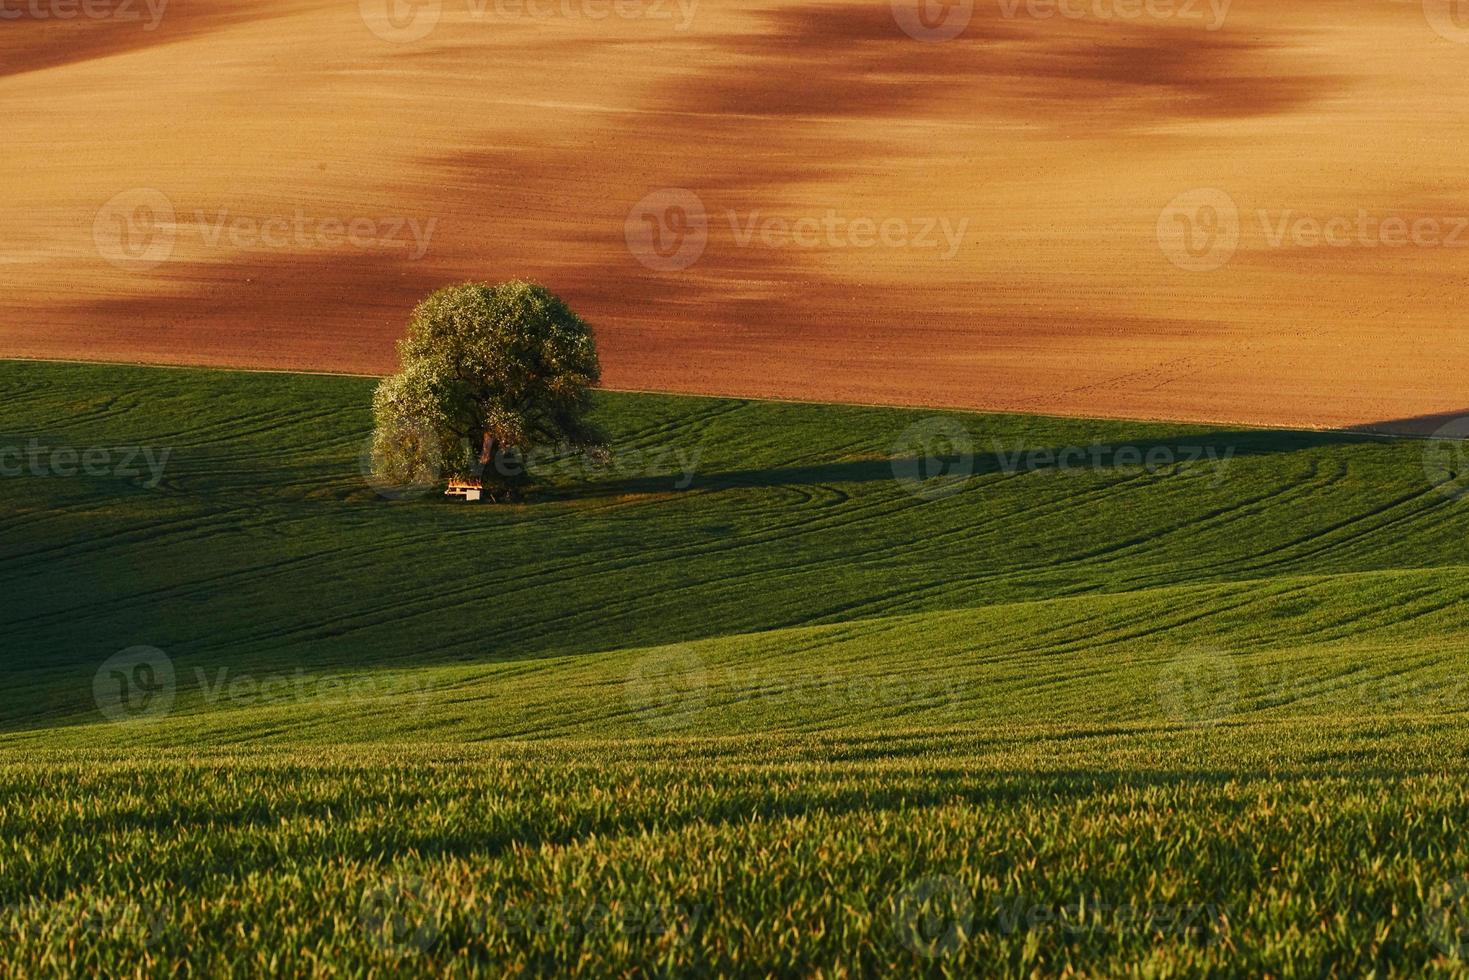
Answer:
xmin=4 ymin=0 xmax=1467 ymax=430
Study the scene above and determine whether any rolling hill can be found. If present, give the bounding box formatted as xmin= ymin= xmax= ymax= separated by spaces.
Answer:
xmin=4 ymin=359 xmax=1469 ymax=974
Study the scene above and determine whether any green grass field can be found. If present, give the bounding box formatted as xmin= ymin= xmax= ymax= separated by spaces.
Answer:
xmin=4 ymin=359 xmax=1469 ymax=976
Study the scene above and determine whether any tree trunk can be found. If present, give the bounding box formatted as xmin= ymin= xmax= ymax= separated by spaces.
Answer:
xmin=476 ymin=432 xmax=522 ymax=501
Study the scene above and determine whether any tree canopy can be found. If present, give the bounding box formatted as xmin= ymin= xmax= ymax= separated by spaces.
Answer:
xmin=370 ymin=281 xmax=605 ymax=500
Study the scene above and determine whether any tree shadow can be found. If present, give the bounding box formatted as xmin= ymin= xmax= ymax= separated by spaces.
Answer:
xmin=570 ymin=425 xmax=1401 ymax=499
xmin=1348 ymin=410 xmax=1469 ymax=438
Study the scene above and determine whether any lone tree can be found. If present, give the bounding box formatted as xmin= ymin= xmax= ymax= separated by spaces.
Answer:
xmin=370 ymin=281 xmax=606 ymax=501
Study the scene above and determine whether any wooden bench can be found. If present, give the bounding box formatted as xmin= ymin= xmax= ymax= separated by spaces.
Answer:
xmin=444 ymin=478 xmax=482 ymax=502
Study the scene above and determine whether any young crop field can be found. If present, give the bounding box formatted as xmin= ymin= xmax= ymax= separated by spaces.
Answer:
xmin=3 ymin=359 xmax=1469 ymax=975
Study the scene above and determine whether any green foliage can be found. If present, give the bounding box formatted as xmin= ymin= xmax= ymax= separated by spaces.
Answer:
xmin=371 ymin=281 xmax=605 ymax=497
xmin=5 ymin=728 xmax=1469 ymax=977
xmin=370 ymin=362 xmax=462 ymax=493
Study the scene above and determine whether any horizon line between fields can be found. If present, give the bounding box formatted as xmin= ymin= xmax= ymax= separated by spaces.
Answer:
xmin=0 ymin=354 xmax=1421 ymax=442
